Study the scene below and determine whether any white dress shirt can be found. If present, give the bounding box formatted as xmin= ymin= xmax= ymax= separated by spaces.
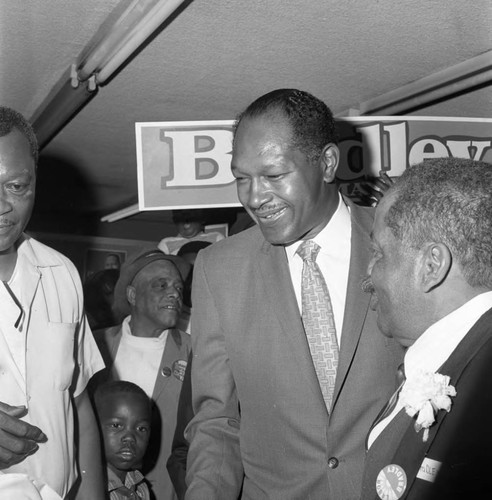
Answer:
xmin=368 ymin=291 xmax=492 ymax=448
xmin=285 ymin=194 xmax=352 ymax=345
xmin=113 ymin=316 xmax=168 ymax=398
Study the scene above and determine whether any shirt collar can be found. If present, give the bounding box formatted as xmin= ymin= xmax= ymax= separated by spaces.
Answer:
xmin=122 ymin=315 xmax=169 ymax=343
xmin=286 ymin=193 xmax=350 ymax=259
xmin=405 ymin=291 xmax=492 ymax=379
xmin=107 ymin=466 xmax=145 ymax=492
xmin=17 ymin=234 xmax=63 ymax=268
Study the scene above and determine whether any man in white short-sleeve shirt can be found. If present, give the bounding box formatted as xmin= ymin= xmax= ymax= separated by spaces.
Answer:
xmin=0 ymin=106 xmax=105 ymax=500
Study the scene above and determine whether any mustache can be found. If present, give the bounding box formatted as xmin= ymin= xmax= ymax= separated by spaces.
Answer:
xmin=361 ymin=275 xmax=375 ymax=294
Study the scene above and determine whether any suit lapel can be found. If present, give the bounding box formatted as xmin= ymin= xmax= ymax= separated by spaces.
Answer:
xmin=108 ymin=327 xmax=123 ymax=379
xmin=257 ymin=203 xmax=374 ymax=414
xmin=384 ymin=307 xmax=492 ymax=497
xmin=258 ymin=241 xmax=326 ymax=406
xmin=152 ymin=329 xmax=184 ymax=401
xmin=362 ymin=407 xmax=412 ymax=500
xmin=332 ymin=202 xmax=373 ymax=408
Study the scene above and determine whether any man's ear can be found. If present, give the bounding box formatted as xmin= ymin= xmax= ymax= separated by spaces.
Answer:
xmin=420 ymin=242 xmax=452 ymax=293
xmin=320 ymin=144 xmax=339 ymax=183
xmin=126 ymin=285 xmax=136 ymax=306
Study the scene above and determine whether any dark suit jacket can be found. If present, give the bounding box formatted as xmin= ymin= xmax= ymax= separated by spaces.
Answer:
xmin=185 ymin=200 xmax=403 ymax=500
xmin=93 ymin=324 xmax=191 ymax=500
xmin=361 ymin=306 xmax=492 ymax=500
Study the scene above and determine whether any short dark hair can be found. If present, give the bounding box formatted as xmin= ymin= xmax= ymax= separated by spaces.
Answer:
xmin=105 ymin=253 xmax=121 ymax=264
xmin=172 ymin=209 xmax=205 ymax=225
xmin=386 ymin=157 xmax=492 ymax=288
xmin=0 ymin=106 xmax=38 ymax=164
xmin=177 ymin=240 xmax=212 ymax=256
xmin=94 ymin=380 xmax=152 ymax=415
xmin=233 ymin=89 xmax=338 ymax=164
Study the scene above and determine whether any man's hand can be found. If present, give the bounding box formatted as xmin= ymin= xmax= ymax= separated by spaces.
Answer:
xmin=0 ymin=402 xmax=47 ymax=469
xmin=358 ymin=173 xmax=395 ymax=206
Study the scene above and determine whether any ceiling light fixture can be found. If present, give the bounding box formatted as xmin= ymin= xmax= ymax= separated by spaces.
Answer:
xmin=78 ymin=0 xmax=188 ymax=85
xmin=31 ymin=0 xmax=188 ymax=149
xmin=100 ymin=203 xmax=140 ymax=223
xmin=336 ymin=50 xmax=492 ymax=117
xmin=359 ymin=50 xmax=492 ymax=116
xmin=31 ymin=68 xmax=98 ymax=149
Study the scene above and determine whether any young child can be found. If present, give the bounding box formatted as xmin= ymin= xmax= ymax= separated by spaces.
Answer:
xmin=94 ymin=380 xmax=153 ymax=500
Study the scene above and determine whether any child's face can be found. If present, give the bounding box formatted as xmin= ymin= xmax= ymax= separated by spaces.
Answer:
xmin=176 ymin=220 xmax=203 ymax=238
xmin=98 ymin=392 xmax=151 ymax=479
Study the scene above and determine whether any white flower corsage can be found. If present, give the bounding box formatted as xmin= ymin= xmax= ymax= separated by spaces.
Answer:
xmin=399 ymin=370 xmax=457 ymax=442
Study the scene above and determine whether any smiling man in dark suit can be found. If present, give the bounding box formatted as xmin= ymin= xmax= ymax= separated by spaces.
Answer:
xmin=184 ymin=89 xmax=403 ymax=500
xmin=361 ymin=157 xmax=492 ymax=500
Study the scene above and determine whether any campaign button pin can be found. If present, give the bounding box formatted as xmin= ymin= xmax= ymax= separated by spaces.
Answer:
xmin=417 ymin=457 xmax=442 ymax=483
xmin=376 ymin=464 xmax=407 ymax=500
xmin=161 ymin=366 xmax=172 ymax=377
xmin=172 ymin=359 xmax=187 ymax=382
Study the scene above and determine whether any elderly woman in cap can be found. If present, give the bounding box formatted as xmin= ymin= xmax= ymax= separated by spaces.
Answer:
xmin=91 ymin=249 xmax=191 ymax=500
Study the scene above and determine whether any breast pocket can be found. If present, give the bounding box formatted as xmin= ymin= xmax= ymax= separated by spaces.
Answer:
xmin=43 ymin=322 xmax=76 ymax=391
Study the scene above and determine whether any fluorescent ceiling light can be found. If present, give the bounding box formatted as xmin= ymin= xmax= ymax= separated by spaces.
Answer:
xmin=359 ymin=50 xmax=492 ymax=115
xmin=100 ymin=203 xmax=140 ymax=222
xmin=31 ymin=68 xmax=98 ymax=149
xmin=31 ymin=0 xmax=188 ymax=148
xmin=82 ymin=0 xmax=188 ymax=85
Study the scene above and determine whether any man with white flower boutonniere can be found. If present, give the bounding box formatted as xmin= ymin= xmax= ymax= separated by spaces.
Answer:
xmin=360 ymin=157 xmax=492 ymax=500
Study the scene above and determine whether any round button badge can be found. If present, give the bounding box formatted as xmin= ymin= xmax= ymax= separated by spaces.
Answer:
xmin=376 ymin=464 xmax=407 ymax=500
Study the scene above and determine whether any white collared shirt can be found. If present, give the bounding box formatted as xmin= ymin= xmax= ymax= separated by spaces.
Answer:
xmin=113 ymin=316 xmax=168 ymax=398
xmin=0 ymin=264 xmax=27 ymax=381
xmin=285 ymin=194 xmax=352 ymax=344
xmin=0 ymin=236 xmax=104 ymax=499
xmin=368 ymin=291 xmax=492 ymax=448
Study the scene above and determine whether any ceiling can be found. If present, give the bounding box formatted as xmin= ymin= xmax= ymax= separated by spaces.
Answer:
xmin=1 ymin=0 xmax=492 ymax=240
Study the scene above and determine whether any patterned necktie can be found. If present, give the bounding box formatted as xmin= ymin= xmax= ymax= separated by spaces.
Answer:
xmin=297 ymin=240 xmax=339 ymax=411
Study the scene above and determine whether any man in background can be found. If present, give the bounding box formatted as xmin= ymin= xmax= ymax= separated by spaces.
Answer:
xmin=93 ymin=249 xmax=191 ymax=500
xmin=0 ymin=106 xmax=105 ymax=499
xmin=104 ymin=253 xmax=121 ymax=271
xmin=361 ymin=158 xmax=492 ymax=500
xmin=158 ymin=209 xmax=224 ymax=255
xmin=175 ymin=240 xmax=212 ymax=333
xmin=185 ymin=89 xmax=402 ymax=499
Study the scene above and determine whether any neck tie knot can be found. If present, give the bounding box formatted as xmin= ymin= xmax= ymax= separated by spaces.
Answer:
xmin=296 ymin=240 xmax=320 ymax=262
xmin=396 ymin=363 xmax=406 ymax=387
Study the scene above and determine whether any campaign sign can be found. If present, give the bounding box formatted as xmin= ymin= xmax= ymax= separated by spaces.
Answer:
xmin=136 ymin=117 xmax=492 ymax=210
